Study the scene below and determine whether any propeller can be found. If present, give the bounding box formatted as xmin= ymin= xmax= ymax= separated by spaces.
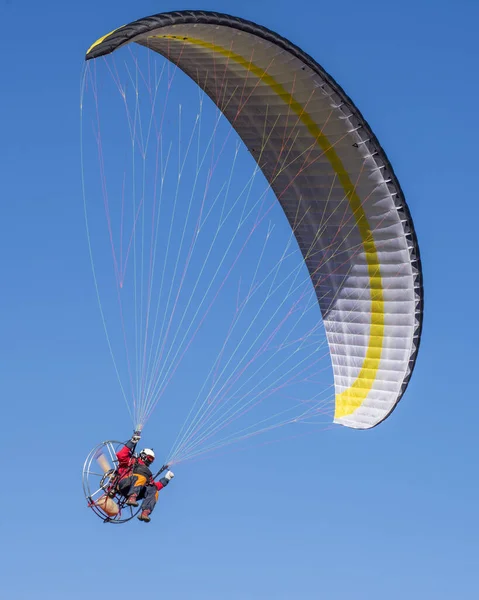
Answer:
xmin=95 ymin=450 xmax=113 ymax=474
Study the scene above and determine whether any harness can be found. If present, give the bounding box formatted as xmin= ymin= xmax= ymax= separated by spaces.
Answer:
xmin=132 ymin=460 xmax=153 ymax=480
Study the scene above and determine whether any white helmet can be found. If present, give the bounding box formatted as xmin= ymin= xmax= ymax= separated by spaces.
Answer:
xmin=140 ymin=448 xmax=155 ymax=464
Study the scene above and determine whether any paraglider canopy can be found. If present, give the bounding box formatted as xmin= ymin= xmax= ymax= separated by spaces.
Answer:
xmin=85 ymin=10 xmax=423 ymax=431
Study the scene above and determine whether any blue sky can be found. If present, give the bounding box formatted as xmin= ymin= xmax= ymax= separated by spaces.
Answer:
xmin=1 ymin=1 xmax=478 ymax=598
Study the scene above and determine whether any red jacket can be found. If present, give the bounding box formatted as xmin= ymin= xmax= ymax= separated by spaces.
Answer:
xmin=116 ymin=443 xmax=165 ymax=491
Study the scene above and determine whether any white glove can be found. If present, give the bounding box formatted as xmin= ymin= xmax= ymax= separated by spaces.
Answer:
xmin=165 ymin=470 xmax=175 ymax=481
xmin=131 ymin=430 xmax=141 ymax=444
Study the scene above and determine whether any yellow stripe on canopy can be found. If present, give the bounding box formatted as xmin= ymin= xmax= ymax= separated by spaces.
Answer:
xmin=153 ymin=34 xmax=385 ymax=420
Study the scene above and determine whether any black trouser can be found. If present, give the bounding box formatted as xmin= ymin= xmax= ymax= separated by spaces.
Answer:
xmin=118 ymin=474 xmax=159 ymax=512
